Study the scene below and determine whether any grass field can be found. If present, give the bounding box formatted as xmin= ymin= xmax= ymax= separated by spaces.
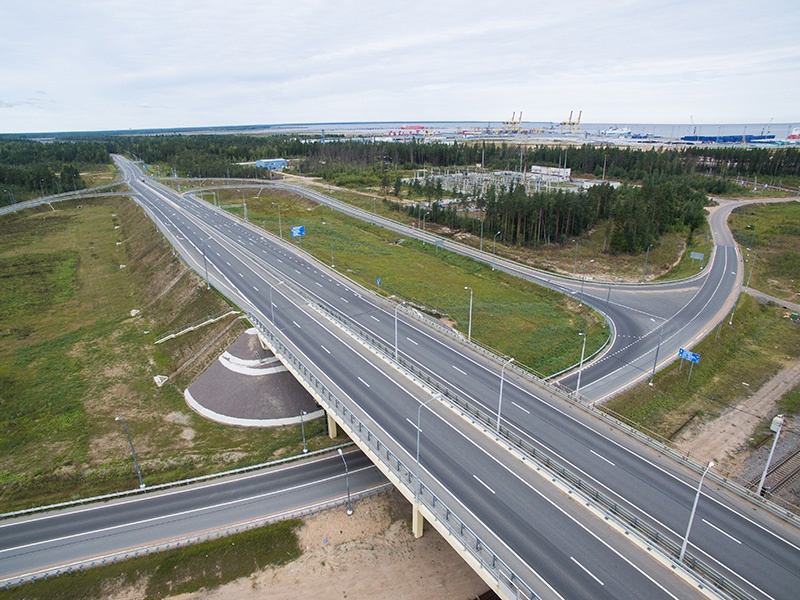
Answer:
xmin=603 ymin=294 xmax=800 ymax=455
xmin=210 ymin=187 xmax=608 ymax=376
xmin=0 ymin=197 xmax=332 ymax=512
xmin=728 ymin=201 xmax=800 ymax=303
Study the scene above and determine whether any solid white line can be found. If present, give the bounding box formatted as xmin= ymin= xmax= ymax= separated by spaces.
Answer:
xmin=406 ymin=337 xmax=418 ymax=345
xmin=370 ymin=315 xmax=380 ymax=322
xmin=357 ymin=376 xmax=370 ymax=388
xmin=406 ymin=417 xmax=419 ymax=431
xmin=473 ymin=474 xmax=496 ymax=494
xmin=571 ymin=556 xmax=604 ymax=586
xmin=511 ymin=401 xmax=530 ymax=414
xmin=590 ymin=449 xmax=616 ymax=467
xmin=452 ymin=365 xmax=467 ymax=376
xmin=320 ymin=345 xmax=330 ymax=354
xmin=702 ymin=519 xmax=742 ymax=544
xmin=253 ymin=286 xmax=258 ymax=291
xmin=292 ymin=320 xmax=301 ymax=329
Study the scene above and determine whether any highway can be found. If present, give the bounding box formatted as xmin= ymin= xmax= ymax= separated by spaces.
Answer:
xmin=0 ymin=451 xmax=386 ymax=583
xmin=4 ymin=158 xmax=799 ymax=599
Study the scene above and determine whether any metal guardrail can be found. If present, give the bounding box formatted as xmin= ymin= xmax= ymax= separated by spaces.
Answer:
xmin=248 ymin=312 xmax=540 ymax=600
xmin=1 ymin=444 xmax=353 ymax=520
xmin=1 ymin=484 xmax=393 ymax=590
xmin=291 ymin=293 xmax=755 ymax=600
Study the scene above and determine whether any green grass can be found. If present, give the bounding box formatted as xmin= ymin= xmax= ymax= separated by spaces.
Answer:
xmin=602 ymin=295 xmax=800 ymax=450
xmin=0 ymin=520 xmax=301 ymax=600
xmin=0 ymin=197 xmax=341 ymax=512
xmin=214 ymin=189 xmax=607 ymax=376
xmin=729 ymin=202 xmax=800 ymax=302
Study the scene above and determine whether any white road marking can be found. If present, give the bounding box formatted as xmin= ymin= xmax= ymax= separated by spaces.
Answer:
xmin=357 ymin=376 xmax=370 ymax=388
xmin=590 ymin=449 xmax=616 ymax=467
xmin=294 ymin=269 xmax=301 ymax=275
xmin=473 ymin=474 xmax=495 ymax=494
xmin=452 ymin=365 xmax=467 ymax=375
xmin=292 ymin=320 xmax=301 ymax=329
xmin=316 ymin=282 xmax=323 ymax=287
xmin=320 ymin=345 xmax=330 ymax=354
xmin=571 ymin=556 xmax=604 ymax=586
xmin=253 ymin=286 xmax=258 ymax=292
xmin=511 ymin=401 xmax=530 ymax=414
xmin=406 ymin=417 xmax=419 ymax=431
xmin=370 ymin=315 xmax=380 ymax=322
xmin=406 ymin=337 xmax=418 ymax=345
xmin=238 ymin=272 xmax=244 ymax=277
xmin=340 ymin=297 xmax=349 ymax=303
xmin=702 ymin=519 xmax=742 ymax=544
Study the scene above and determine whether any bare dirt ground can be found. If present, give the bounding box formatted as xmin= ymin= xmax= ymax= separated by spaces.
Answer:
xmin=674 ymin=358 xmax=800 ymax=505
xmin=167 ymin=491 xmax=488 ymax=600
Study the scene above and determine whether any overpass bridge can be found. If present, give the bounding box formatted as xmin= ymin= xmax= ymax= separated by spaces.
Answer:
xmin=5 ymin=158 xmax=798 ymax=599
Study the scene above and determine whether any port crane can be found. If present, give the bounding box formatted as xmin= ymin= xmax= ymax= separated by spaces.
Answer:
xmin=559 ymin=110 xmax=581 ymax=134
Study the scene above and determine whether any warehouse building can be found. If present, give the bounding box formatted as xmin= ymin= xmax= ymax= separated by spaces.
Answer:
xmin=255 ymin=158 xmax=288 ymax=170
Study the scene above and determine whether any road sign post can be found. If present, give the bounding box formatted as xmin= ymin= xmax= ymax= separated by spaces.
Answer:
xmin=678 ymin=348 xmax=700 ymax=381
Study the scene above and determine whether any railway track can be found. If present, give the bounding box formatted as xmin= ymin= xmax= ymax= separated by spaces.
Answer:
xmin=749 ymin=446 xmax=800 ymax=494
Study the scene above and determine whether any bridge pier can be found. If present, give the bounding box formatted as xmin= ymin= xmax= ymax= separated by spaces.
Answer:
xmin=412 ymin=501 xmax=425 ymax=538
xmin=327 ymin=411 xmax=338 ymax=439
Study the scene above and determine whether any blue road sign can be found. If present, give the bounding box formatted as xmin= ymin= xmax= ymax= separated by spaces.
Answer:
xmin=291 ymin=225 xmax=305 ymax=237
xmin=678 ymin=348 xmax=700 ymax=363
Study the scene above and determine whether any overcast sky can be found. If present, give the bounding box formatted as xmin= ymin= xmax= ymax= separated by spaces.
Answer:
xmin=2 ymin=0 xmax=798 ymax=134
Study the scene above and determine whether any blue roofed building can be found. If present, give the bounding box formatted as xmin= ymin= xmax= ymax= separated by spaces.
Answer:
xmin=255 ymin=158 xmax=288 ymax=170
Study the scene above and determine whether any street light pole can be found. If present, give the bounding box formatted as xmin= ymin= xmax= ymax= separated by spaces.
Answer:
xmin=479 ymin=219 xmax=484 ymax=252
xmin=415 ymin=393 xmax=442 ymax=503
xmin=745 ymin=250 xmax=756 ymax=290
xmin=422 ymin=212 xmax=431 ymax=244
xmin=757 ymin=414 xmax=785 ymax=496
xmin=115 ymin=416 xmax=145 ymax=489
xmin=201 ymin=238 xmax=211 ymax=290
xmin=271 ymin=202 xmax=283 ymax=239
xmin=642 ymin=244 xmax=652 ymax=283
xmin=322 ymin=221 xmax=335 ymax=268
xmin=649 ymin=319 xmax=664 ymax=386
xmin=573 ymin=239 xmax=578 ymax=275
xmin=492 ymin=231 xmax=501 ymax=270
xmin=465 ymin=287 xmax=473 ymax=342
xmin=576 ymin=333 xmax=587 ymax=396
xmin=679 ymin=461 xmax=714 ymax=563
xmin=300 ymin=410 xmax=308 ymax=453
xmin=394 ymin=301 xmax=406 ymax=361
xmin=337 ymin=448 xmax=353 ymax=515
xmin=496 ymin=357 xmax=514 ymax=434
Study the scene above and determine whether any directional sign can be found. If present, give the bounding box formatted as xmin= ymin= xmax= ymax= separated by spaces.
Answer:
xmin=291 ymin=225 xmax=305 ymax=238
xmin=678 ymin=348 xmax=700 ymax=363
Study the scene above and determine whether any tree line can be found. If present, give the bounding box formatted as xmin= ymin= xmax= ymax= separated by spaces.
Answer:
xmin=407 ymin=174 xmax=707 ymax=254
xmin=0 ymin=140 xmax=110 ymax=205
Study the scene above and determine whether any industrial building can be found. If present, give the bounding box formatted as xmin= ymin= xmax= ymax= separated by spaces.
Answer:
xmin=255 ymin=158 xmax=288 ymax=170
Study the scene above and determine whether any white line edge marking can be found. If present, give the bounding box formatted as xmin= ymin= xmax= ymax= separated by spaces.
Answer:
xmin=357 ymin=376 xmax=370 ymax=388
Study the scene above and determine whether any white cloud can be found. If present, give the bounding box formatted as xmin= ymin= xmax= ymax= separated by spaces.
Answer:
xmin=1 ymin=0 xmax=797 ymax=132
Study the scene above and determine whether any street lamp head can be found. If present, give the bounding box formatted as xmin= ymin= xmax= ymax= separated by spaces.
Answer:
xmin=115 ymin=416 xmax=122 ymax=422
xmin=338 ymin=448 xmax=343 ymax=456
xmin=708 ymin=460 xmax=715 ymax=468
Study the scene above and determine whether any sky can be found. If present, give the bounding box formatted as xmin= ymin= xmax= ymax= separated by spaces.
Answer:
xmin=1 ymin=0 xmax=799 ymax=134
